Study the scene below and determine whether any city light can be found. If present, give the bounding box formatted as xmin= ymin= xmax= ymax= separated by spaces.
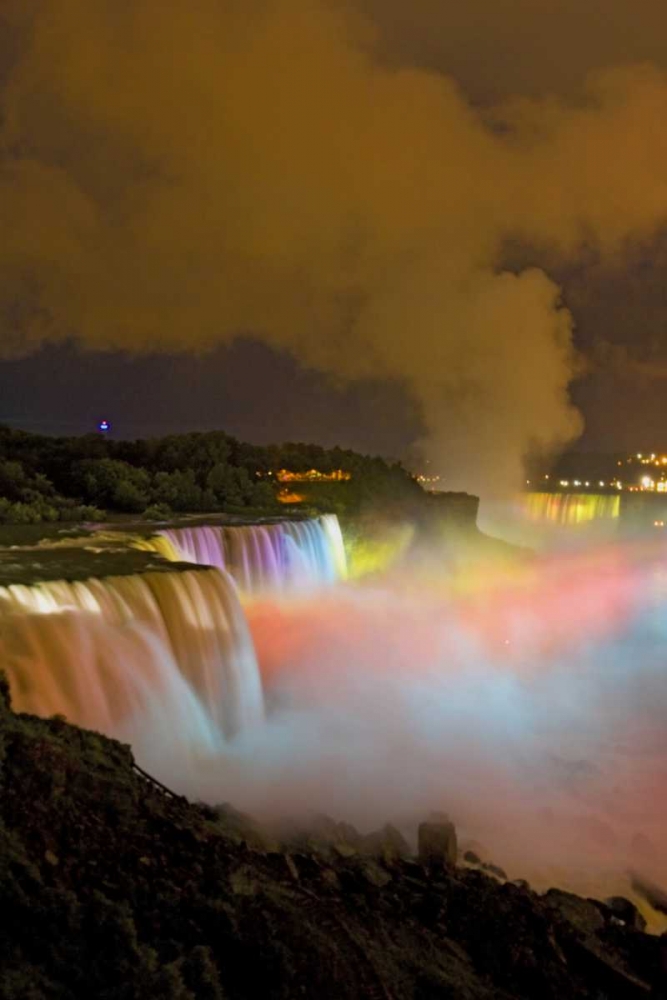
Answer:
xmin=276 ymin=468 xmax=351 ymax=483
xmin=416 ymin=474 xmax=442 ymax=489
xmin=541 ymin=453 xmax=667 ymax=494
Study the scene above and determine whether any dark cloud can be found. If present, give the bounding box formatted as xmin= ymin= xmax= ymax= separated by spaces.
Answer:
xmin=361 ymin=0 xmax=667 ymax=101
xmin=1 ymin=2 xmax=667 ymax=488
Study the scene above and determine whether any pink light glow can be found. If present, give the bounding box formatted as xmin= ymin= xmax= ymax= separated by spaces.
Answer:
xmin=227 ymin=537 xmax=667 ymax=923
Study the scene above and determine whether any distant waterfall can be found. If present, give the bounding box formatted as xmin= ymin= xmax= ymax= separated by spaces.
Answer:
xmin=525 ymin=492 xmax=621 ymax=526
xmin=154 ymin=515 xmax=347 ymax=595
xmin=0 ymin=568 xmax=264 ymax=771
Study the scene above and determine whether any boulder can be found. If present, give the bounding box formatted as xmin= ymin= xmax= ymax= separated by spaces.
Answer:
xmin=418 ymin=818 xmax=457 ymax=869
xmin=482 ymin=862 xmax=507 ymax=881
xmin=604 ymin=896 xmax=647 ymax=932
xmin=543 ymin=888 xmax=605 ymax=936
xmin=279 ymin=813 xmax=362 ymax=859
xmin=360 ymin=823 xmax=410 ymax=863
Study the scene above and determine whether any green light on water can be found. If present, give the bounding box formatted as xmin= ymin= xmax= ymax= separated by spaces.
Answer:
xmin=526 ymin=493 xmax=620 ymax=525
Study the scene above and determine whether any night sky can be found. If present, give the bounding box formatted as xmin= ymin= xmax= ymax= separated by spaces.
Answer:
xmin=0 ymin=339 xmax=421 ymax=456
xmin=1 ymin=1 xmax=667 ymax=487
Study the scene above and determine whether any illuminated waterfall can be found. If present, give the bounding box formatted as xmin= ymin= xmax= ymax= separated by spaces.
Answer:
xmin=154 ymin=515 xmax=347 ymax=594
xmin=0 ymin=568 xmax=264 ymax=767
xmin=525 ymin=492 xmax=621 ymax=526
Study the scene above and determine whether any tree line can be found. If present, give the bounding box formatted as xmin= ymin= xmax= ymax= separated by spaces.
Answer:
xmin=0 ymin=427 xmax=421 ymax=524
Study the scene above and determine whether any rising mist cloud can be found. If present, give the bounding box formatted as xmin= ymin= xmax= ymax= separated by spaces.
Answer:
xmin=2 ymin=1 xmax=667 ymax=489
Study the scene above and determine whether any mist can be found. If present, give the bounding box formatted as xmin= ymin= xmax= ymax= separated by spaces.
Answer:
xmin=4 ymin=3 xmax=667 ymax=488
xmin=125 ymin=535 xmax=667 ymax=923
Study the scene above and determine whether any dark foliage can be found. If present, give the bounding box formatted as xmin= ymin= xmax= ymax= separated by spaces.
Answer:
xmin=0 ymin=426 xmax=423 ymax=522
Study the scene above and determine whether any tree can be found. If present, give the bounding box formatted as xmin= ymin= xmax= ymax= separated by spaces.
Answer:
xmin=74 ymin=459 xmax=150 ymax=507
xmin=206 ymin=463 xmax=252 ymax=506
xmin=112 ymin=480 xmax=149 ymax=513
xmin=249 ymin=480 xmax=277 ymax=509
xmin=152 ymin=469 xmax=203 ymax=511
xmin=0 ymin=461 xmax=27 ymax=501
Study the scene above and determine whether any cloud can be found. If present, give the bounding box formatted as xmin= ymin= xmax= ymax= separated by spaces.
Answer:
xmin=1 ymin=2 xmax=667 ymax=489
xmin=360 ymin=0 xmax=667 ymax=102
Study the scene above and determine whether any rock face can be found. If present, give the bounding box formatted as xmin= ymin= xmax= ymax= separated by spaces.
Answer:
xmin=0 ymin=687 xmax=665 ymax=999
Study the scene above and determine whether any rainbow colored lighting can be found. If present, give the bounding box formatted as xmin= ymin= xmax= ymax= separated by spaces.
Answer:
xmin=526 ymin=492 xmax=620 ymax=525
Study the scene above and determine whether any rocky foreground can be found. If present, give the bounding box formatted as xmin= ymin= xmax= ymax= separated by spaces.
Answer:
xmin=0 ymin=681 xmax=665 ymax=999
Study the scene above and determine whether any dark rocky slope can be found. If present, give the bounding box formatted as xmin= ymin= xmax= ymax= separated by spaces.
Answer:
xmin=0 ymin=681 xmax=664 ymax=1000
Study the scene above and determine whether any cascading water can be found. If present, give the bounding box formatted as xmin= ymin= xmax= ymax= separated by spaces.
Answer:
xmin=153 ymin=514 xmax=347 ymax=595
xmin=525 ymin=492 xmax=621 ymax=526
xmin=0 ymin=568 xmax=264 ymax=777
xmin=0 ymin=515 xmax=348 ymax=780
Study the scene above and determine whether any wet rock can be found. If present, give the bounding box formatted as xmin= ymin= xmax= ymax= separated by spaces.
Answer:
xmin=320 ymin=868 xmax=340 ymax=890
xmin=400 ymin=859 xmax=427 ymax=881
xmin=332 ymin=841 xmax=357 ymax=860
xmin=280 ymin=813 xmax=362 ymax=859
xmin=418 ymin=818 xmax=457 ymax=869
xmin=604 ymin=896 xmax=647 ymax=932
xmin=482 ymin=862 xmax=507 ymax=880
xmin=229 ymin=865 xmax=259 ymax=896
xmin=441 ymin=937 xmax=473 ymax=967
xmin=360 ymin=823 xmax=410 ymax=863
xmin=266 ymin=851 xmax=300 ymax=882
xmin=213 ymin=802 xmax=274 ymax=849
xmin=2 ymin=695 xmax=664 ymax=1000
xmin=656 ymin=934 xmax=667 ymax=999
xmin=357 ymin=859 xmax=392 ymax=888
xmin=412 ymin=890 xmax=445 ymax=928
xmin=291 ymin=853 xmax=322 ymax=880
xmin=283 ymin=854 xmax=300 ymax=882
xmin=565 ymin=936 xmax=652 ymax=999
xmin=543 ymin=888 xmax=605 ymax=936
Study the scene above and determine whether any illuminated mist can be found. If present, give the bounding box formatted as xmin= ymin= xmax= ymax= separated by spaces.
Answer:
xmin=195 ymin=538 xmax=667 ymax=922
xmin=3 ymin=514 xmax=667 ymax=925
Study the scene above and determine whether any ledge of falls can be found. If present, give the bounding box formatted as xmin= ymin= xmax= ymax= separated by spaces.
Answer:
xmin=0 ymin=514 xmax=348 ymax=772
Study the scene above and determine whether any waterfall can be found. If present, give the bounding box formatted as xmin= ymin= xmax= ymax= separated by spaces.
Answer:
xmin=0 ymin=568 xmax=264 ymax=773
xmin=154 ymin=514 xmax=347 ymax=595
xmin=525 ymin=492 xmax=621 ymax=526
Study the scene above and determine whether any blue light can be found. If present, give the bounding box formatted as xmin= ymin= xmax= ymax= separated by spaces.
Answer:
xmin=98 ymin=419 xmax=111 ymax=433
